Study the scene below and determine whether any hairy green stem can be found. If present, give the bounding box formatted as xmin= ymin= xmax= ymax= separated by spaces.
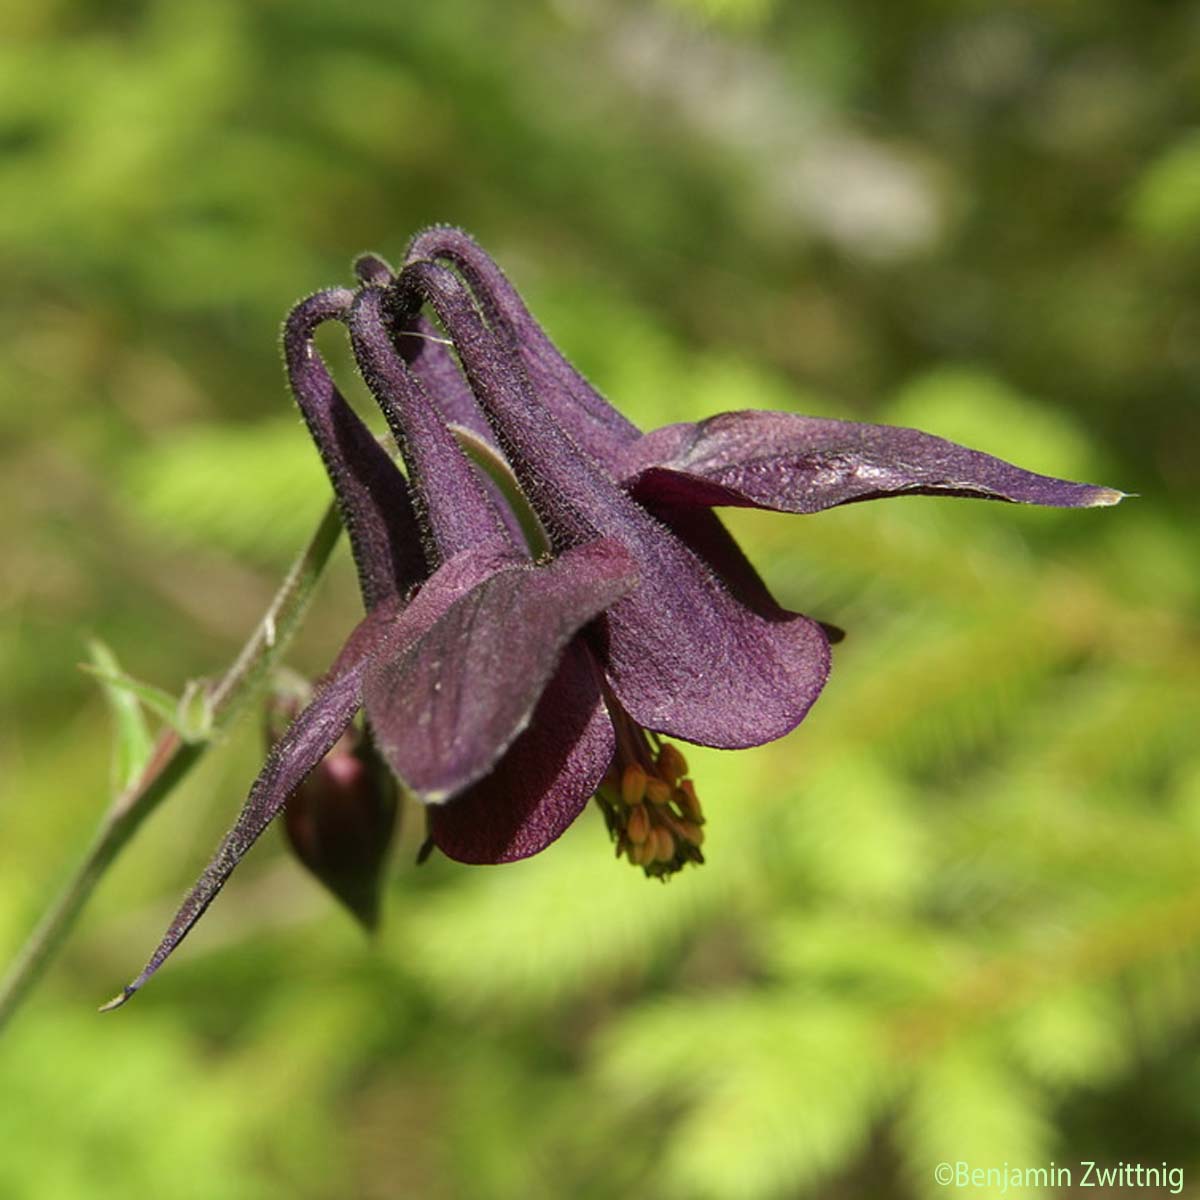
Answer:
xmin=0 ymin=502 xmax=343 ymax=1035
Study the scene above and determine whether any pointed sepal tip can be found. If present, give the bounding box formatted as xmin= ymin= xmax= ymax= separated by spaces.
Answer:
xmin=1087 ymin=488 xmax=1131 ymax=507
xmin=98 ymin=986 xmax=135 ymax=1013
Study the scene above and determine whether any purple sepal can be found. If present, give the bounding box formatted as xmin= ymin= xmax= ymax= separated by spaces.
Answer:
xmin=620 ymin=411 xmax=1127 ymax=513
xmin=103 ymin=599 xmax=403 ymax=1008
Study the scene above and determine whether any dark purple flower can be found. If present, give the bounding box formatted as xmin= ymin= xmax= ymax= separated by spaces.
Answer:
xmin=104 ymin=229 xmax=1122 ymax=1008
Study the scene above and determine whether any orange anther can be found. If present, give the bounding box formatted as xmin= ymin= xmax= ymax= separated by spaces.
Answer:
xmin=645 ymin=778 xmax=672 ymax=806
xmin=629 ymin=838 xmax=655 ymax=867
xmin=677 ymin=779 xmax=702 ymax=821
xmin=626 ymin=804 xmax=650 ymax=845
xmin=621 ymin=764 xmax=648 ymax=808
xmin=653 ymin=826 xmax=676 ymax=863
xmin=656 ymin=744 xmax=688 ymax=784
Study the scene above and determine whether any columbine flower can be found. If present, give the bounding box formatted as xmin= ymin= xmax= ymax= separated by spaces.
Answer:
xmin=105 ymin=229 xmax=1122 ymax=1007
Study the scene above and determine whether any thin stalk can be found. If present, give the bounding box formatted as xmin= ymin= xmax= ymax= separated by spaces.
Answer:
xmin=0 ymin=502 xmax=343 ymax=1034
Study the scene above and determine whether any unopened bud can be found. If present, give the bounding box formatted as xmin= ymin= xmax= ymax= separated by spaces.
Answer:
xmin=267 ymin=676 xmax=399 ymax=931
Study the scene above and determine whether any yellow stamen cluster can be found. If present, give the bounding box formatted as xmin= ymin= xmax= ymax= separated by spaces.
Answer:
xmin=596 ymin=738 xmax=705 ymax=879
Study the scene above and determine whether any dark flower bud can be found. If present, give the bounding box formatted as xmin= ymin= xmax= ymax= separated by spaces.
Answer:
xmin=266 ymin=676 xmax=400 ymax=932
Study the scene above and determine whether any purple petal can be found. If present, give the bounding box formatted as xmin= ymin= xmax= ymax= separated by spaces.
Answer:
xmin=349 ymin=285 xmax=517 ymax=563
xmin=284 ymin=290 xmax=426 ymax=609
xmin=353 ymin=252 xmax=395 ymax=287
xmin=430 ymin=640 xmax=613 ymax=863
xmin=379 ymin=308 xmax=534 ymax=549
xmin=396 ymin=261 xmax=832 ymax=750
xmin=363 ymin=538 xmax=638 ymax=803
xmin=397 ymin=313 xmax=497 ymax=447
xmin=621 ymin=411 xmax=1127 ymax=513
xmin=102 ymin=599 xmax=403 ymax=1009
xmin=404 ymin=226 xmax=640 ymax=463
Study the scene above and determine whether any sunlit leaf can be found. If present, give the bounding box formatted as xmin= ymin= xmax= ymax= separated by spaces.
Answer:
xmin=87 ymin=639 xmax=156 ymax=795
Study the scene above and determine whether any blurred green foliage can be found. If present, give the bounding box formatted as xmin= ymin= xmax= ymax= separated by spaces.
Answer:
xmin=2 ymin=0 xmax=1198 ymax=1197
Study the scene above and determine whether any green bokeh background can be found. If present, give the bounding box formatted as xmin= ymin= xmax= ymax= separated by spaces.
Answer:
xmin=2 ymin=1 xmax=1198 ymax=1196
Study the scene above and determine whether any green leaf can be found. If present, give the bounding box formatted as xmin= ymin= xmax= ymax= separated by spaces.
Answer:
xmin=175 ymin=679 xmax=215 ymax=743
xmin=86 ymin=640 xmax=155 ymax=796
xmin=79 ymin=663 xmax=211 ymax=745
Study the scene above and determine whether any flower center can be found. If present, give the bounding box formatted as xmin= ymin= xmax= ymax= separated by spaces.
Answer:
xmin=595 ymin=707 xmax=705 ymax=879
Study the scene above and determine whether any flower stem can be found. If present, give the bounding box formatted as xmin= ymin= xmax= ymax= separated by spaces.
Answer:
xmin=0 ymin=502 xmax=344 ymax=1035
